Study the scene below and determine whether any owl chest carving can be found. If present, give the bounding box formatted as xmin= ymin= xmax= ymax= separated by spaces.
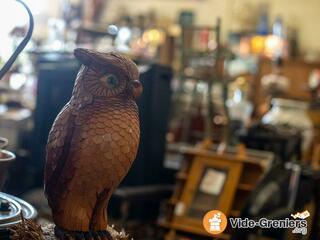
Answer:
xmin=72 ymin=100 xmax=140 ymax=185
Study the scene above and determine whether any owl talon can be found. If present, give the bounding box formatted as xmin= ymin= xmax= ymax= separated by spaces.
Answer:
xmin=54 ymin=226 xmax=112 ymax=240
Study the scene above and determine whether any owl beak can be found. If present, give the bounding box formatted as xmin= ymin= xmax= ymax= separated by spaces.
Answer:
xmin=131 ymin=80 xmax=143 ymax=98
xmin=74 ymin=48 xmax=93 ymax=66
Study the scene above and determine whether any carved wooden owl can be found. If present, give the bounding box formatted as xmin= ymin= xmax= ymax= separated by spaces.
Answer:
xmin=44 ymin=48 xmax=142 ymax=240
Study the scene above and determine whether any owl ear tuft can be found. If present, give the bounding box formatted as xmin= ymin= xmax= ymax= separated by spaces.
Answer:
xmin=74 ymin=48 xmax=92 ymax=66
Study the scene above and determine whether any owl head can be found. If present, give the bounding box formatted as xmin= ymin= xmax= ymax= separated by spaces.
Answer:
xmin=74 ymin=48 xmax=142 ymax=100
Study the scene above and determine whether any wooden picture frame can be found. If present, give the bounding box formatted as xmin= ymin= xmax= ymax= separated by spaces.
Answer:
xmin=172 ymin=155 xmax=242 ymax=233
xmin=159 ymin=144 xmax=273 ymax=239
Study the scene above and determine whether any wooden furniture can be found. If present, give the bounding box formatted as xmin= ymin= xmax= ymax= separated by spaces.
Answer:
xmin=159 ymin=144 xmax=273 ymax=240
xmin=255 ymin=58 xmax=320 ymax=103
xmin=309 ymin=110 xmax=320 ymax=167
xmin=253 ymin=58 xmax=319 ymax=119
xmin=312 ymin=144 xmax=320 ymax=170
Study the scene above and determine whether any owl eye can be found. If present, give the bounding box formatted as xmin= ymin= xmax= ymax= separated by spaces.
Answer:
xmin=100 ymin=74 xmax=119 ymax=89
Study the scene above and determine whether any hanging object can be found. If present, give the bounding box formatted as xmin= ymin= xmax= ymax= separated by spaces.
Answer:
xmin=0 ymin=0 xmax=34 ymax=81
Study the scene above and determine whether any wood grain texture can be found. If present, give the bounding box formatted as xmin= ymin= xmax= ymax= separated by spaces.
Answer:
xmin=44 ymin=48 xmax=142 ymax=233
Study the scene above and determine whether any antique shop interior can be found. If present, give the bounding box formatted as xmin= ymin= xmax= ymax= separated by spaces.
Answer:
xmin=0 ymin=0 xmax=320 ymax=239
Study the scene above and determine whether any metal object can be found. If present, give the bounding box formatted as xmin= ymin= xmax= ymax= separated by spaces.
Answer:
xmin=0 ymin=139 xmax=8 ymax=150
xmin=0 ymin=0 xmax=34 ymax=81
xmin=0 ymin=192 xmax=37 ymax=231
xmin=0 ymin=201 xmax=10 ymax=212
xmin=0 ymin=150 xmax=15 ymax=190
xmin=0 ymin=194 xmax=21 ymax=229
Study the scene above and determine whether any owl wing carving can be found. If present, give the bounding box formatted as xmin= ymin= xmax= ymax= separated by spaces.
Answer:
xmin=44 ymin=104 xmax=77 ymax=208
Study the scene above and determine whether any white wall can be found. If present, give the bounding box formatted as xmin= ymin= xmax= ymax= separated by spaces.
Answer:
xmin=239 ymin=0 xmax=320 ymax=53
xmin=102 ymin=0 xmax=229 ymax=41
xmin=102 ymin=0 xmax=320 ymax=53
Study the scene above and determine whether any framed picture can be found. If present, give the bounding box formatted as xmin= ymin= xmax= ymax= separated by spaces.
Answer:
xmin=172 ymin=155 xmax=242 ymax=232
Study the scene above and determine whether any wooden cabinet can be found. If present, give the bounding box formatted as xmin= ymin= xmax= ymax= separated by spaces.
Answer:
xmin=255 ymin=58 xmax=320 ymax=105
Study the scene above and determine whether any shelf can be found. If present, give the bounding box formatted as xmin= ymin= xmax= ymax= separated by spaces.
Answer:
xmin=175 ymin=172 xmax=187 ymax=180
xmin=181 ymin=74 xmax=216 ymax=81
xmin=168 ymin=198 xmax=179 ymax=205
xmin=183 ymin=26 xmax=218 ymax=31
xmin=237 ymin=183 xmax=255 ymax=191
xmin=184 ymin=51 xmax=216 ymax=58
xmin=181 ymin=74 xmax=210 ymax=81
xmin=77 ymin=22 xmax=111 ymax=36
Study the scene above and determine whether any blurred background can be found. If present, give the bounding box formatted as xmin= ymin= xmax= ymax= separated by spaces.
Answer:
xmin=0 ymin=0 xmax=320 ymax=239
